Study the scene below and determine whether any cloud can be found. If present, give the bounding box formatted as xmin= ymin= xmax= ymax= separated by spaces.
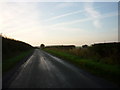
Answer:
xmin=84 ymin=2 xmax=102 ymax=28
xmin=44 ymin=3 xmax=104 ymax=23
xmin=48 ymin=11 xmax=118 ymax=27
xmin=93 ymin=20 xmax=101 ymax=28
xmin=0 ymin=2 xmax=42 ymax=34
xmin=44 ymin=4 xmax=103 ymax=22
xmin=45 ymin=10 xmax=84 ymax=21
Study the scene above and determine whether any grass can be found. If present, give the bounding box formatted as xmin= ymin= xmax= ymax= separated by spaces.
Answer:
xmin=3 ymin=50 xmax=33 ymax=73
xmin=2 ymin=35 xmax=33 ymax=73
xmin=43 ymin=48 xmax=120 ymax=85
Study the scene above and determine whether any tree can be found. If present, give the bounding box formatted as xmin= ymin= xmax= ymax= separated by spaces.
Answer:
xmin=82 ymin=45 xmax=88 ymax=48
xmin=40 ymin=44 xmax=45 ymax=49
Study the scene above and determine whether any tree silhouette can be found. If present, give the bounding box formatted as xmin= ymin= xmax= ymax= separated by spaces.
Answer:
xmin=40 ymin=44 xmax=45 ymax=48
xmin=82 ymin=45 xmax=88 ymax=48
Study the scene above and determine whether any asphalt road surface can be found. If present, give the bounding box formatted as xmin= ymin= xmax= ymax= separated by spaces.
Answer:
xmin=9 ymin=49 xmax=117 ymax=88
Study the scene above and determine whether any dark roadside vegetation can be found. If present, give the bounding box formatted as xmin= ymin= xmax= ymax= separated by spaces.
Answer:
xmin=2 ymin=35 xmax=33 ymax=73
xmin=1 ymin=35 xmax=34 ymax=88
xmin=43 ymin=43 xmax=120 ymax=86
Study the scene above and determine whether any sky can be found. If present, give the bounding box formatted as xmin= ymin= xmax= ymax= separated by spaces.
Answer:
xmin=0 ymin=1 xmax=119 ymax=46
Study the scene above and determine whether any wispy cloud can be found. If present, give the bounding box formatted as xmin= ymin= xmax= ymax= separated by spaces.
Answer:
xmin=45 ymin=10 xmax=84 ymax=21
xmin=44 ymin=4 xmax=103 ymax=22
xmin=84 ymin=2 xmax=102 ymax=28
xmin=0 ymin=3 xmax=42 ymax=34
xmin=49 ymin=11 xmax=118 ymax=27
xmin=47 ymin=2 xmax=116 ymax=28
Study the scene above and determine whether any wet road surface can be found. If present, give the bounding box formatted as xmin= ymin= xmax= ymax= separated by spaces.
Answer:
xmin=9 ymin=49 xmax=117 ymax=88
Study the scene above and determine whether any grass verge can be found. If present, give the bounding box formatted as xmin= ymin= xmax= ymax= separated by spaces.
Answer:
xmin=3 ymin=50 xmax=33 ymax=73
xmin=43 ymin=48 xmax=120 ymax=85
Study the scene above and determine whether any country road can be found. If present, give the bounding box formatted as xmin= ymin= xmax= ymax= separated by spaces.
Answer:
xmin=9 ymin=49 xmax=117 ymax=88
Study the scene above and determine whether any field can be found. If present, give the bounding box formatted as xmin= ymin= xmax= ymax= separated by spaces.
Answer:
xmin=43 ymin=43 xmax=120 ymax=85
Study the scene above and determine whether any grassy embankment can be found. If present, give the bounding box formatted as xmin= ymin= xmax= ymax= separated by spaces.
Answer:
xmin=3 ymin=50 xmax=33 ymax=73
xmin=2 ymin=35 xmax=33 ymax=73
xmin=43 ymin=43 xmax=120 ymax=85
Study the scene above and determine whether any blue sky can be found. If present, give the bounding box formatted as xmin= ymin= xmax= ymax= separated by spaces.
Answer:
xmin=0 ymin=2 xmax=118 ymax=46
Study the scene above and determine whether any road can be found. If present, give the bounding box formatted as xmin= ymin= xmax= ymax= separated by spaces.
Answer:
xmin=9 ymin=49 xmax=117 ymax=88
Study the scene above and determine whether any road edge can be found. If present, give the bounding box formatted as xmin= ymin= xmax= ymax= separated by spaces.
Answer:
xmin=2 ymin=49 xmax=34 ymax=88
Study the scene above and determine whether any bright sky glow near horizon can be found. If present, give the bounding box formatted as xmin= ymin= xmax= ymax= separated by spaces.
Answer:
xmin=0 ymin=1 xmax=118 ymax=46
